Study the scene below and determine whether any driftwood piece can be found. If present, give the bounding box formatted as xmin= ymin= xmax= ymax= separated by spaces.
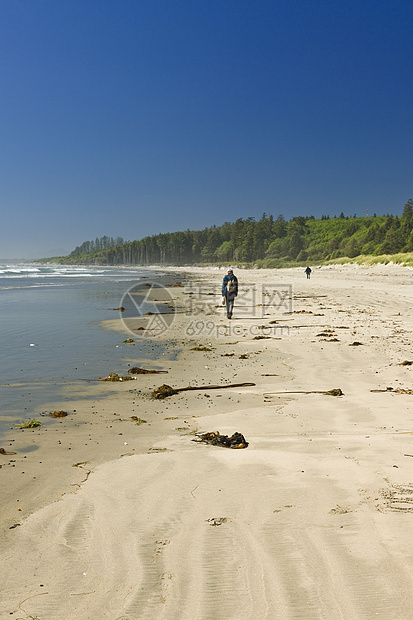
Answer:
xmin=371 ymin=387 xmax=413 ymax=394
xmin=177 ymin=381 xmax=255 ymax=392
xmin=263 ymin=388 xmax=344 ymax=397
xmin=151 ymin=382 xmax=256 ymax=399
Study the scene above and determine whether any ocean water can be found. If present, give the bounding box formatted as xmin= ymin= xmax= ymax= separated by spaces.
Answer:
xmin=0 ymin=263 xmax=172 ymax=435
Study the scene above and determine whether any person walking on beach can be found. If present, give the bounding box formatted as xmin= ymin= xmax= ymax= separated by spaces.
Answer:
xmin=305 ymin=266 xmax=312 ymax=279
xmin=222 ymin=267 xmax=238 ymax=319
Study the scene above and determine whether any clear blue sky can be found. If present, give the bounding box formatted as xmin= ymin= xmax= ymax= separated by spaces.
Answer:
xmin=1 ymin=0 xmax=412 ymax=258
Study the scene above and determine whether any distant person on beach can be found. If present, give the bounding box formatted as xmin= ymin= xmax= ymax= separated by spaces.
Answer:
xmin=305 ymin=266 xmax=312 ymax=279
xmin=222 ymin=267 xmax=238 ymax=319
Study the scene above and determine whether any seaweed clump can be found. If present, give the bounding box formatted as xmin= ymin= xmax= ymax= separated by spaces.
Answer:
xmin=194 ymin=431 xmax=248 ymax=449
xmin=16 ymin=419 xmax=42 ymax=428
xmin=0 ymin=447 xmax=16 ymax=455
xmin=128 ymin=367 xmax=167 ymax=375
xmin=49 ymin=410 xmax=68 ymax=418
xmin=152 ymin=384 xmax=178 ymax=399
xmin=100 ymin=373 xmax=134 ymax=382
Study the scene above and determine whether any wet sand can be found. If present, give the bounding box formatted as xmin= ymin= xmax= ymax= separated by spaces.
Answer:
xmin=1 ymin=264 xmax=413 ymax=619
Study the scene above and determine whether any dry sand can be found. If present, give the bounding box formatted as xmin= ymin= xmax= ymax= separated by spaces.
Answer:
xmin=1 ymin=263 xmax=413 ymax=619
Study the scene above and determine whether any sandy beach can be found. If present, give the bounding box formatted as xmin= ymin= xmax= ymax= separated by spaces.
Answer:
xmin=1 ymin=263 xmax=413 ymax=619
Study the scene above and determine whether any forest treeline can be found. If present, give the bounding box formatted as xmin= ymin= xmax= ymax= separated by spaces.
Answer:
xmin=54 ymin=199 xmax=413 ymax=267
xmin=71 ymin=236 xmax=125 ymax=254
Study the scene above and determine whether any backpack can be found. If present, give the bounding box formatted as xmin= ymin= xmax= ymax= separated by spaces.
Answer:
xmin=227 ymin=277 xmax=237 ymax=294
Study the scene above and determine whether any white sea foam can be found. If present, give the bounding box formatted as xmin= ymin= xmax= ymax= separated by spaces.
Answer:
xmin=0 ymin=264 xmax=150 ymax=286
xmin=0 ymin=266 xmax=41 ymax=274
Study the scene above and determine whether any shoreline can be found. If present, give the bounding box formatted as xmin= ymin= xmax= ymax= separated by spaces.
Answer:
xmin=2 ymin=263 xmax=413 ymax=618
xmin=0 ymin=269 xmax=189 ymax=532
xmin=0 ymin=264 xmax=170 ymax=438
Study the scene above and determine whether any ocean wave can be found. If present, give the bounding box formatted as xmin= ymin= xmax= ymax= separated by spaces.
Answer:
xmin=0 ymin=264 xmax=152 ymax=286
xmin=0 ymin=266 xmax=107 ymax=278
xmin=0 ymin=284 xmax=69 ymax=290
xmin=0 ymin=267 xmax=41 ymax=274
